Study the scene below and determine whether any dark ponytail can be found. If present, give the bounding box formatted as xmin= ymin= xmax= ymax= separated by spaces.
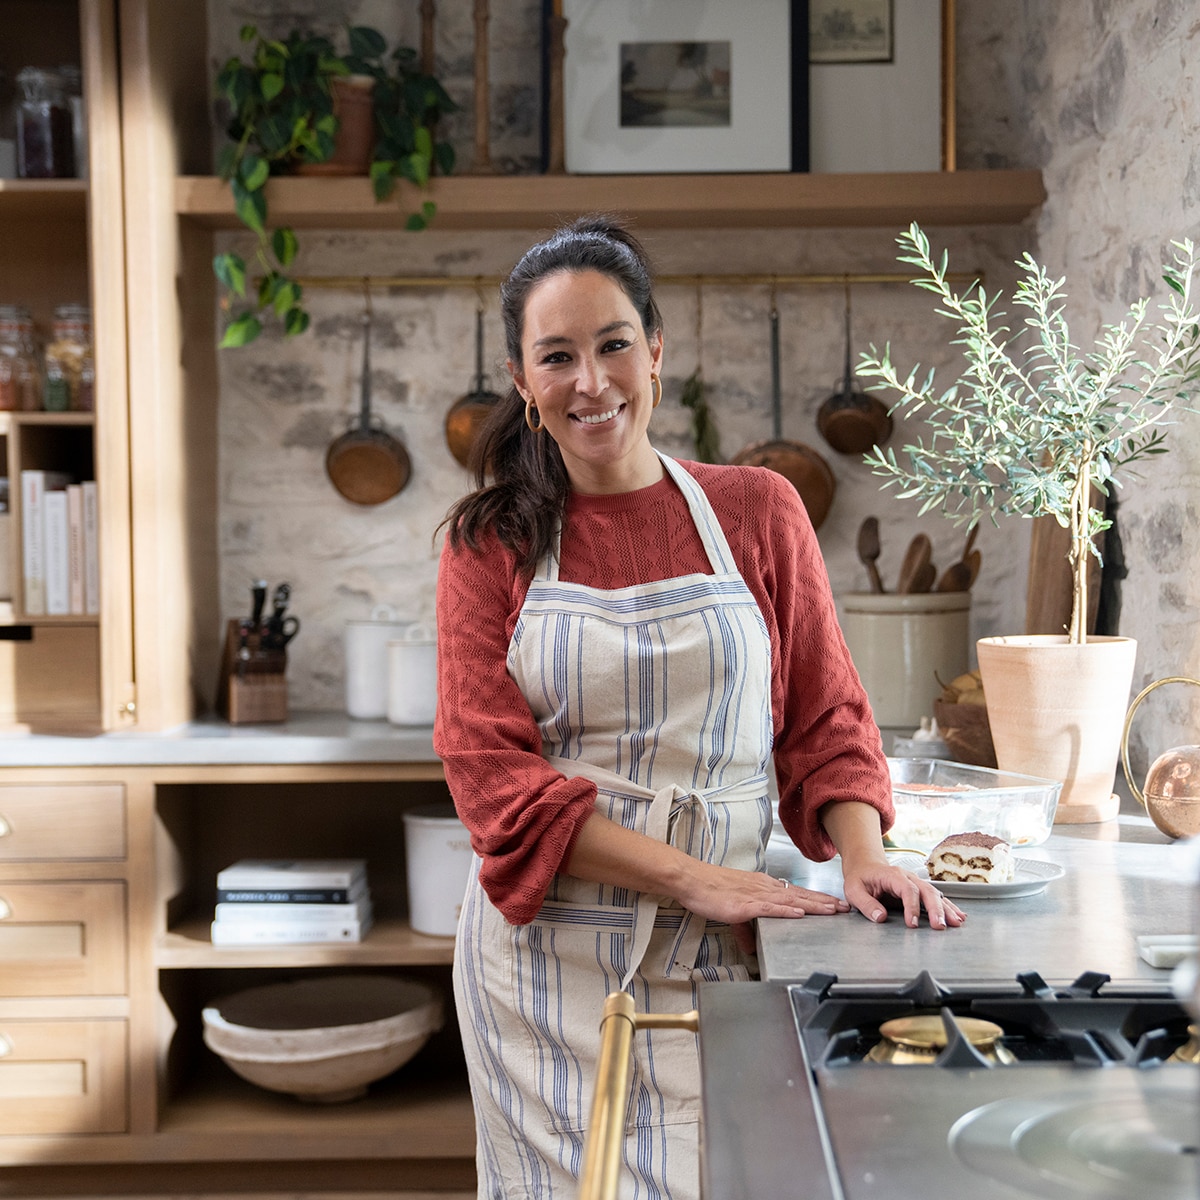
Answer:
xmin=442 ymin=215 xmax=662 ymax=573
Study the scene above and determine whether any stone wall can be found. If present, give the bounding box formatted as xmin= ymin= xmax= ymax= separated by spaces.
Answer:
xmin=214 ymin=1 xmax=1200 ymax=748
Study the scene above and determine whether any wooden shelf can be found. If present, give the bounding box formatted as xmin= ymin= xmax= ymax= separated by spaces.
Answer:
xmin=158 ymin=914 xmax=457 ymax=967
xmin=0 ymin=179 xmax=88 ymax=220
xmin=176 ymin=168 xmax=1046 ymax=231
xmin=154 ymin=1065 xmax=476 ymax=1161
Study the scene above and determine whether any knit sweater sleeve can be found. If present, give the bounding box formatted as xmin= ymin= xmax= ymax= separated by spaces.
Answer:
xmin=721 ymin=466 xmax=895 ymax=858
xmin=433 ymin=531 xmax=598 ymax=925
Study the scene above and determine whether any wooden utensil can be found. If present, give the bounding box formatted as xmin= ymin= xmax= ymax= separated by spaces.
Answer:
xmin=935 ymin=558 xmax=973 ymax=591
xmin=895 ymin=533 xmax=932 ymax=593
xmin=909 ymin=560 xmax=937 ymax=593
xmin=964 ymin=547 xmax=982 ymax=588
xmin=857 ymin=516 xmax=885 ymax=593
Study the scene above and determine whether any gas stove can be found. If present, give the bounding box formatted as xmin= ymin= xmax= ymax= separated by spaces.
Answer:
xmin=697 ymin=971 xmax=1199 ymax=1200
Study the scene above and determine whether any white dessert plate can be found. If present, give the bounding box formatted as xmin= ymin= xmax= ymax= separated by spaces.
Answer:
xmin=886 ymin=852 xmax=1064 ymax=898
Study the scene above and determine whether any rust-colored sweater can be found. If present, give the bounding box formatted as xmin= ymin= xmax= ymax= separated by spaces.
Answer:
xmin=434 ymin=459 xmax=893 ymax=924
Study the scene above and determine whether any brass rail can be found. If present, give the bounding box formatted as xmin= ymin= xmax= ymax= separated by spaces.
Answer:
xmin=283 ymin=270 xmax=980 ymax=292
xmin=578 ymin=992 xmax=701 ymax=1200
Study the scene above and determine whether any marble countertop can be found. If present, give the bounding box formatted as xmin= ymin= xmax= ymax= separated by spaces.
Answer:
xmin=759 ymin=798 xmax=1198 ymax=987
xmin=0 ymin=712 xmax=437 ymax=767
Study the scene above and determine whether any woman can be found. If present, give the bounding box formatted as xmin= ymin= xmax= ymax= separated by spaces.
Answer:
xmin=434 ymin=216 xmax=963 ymax=1200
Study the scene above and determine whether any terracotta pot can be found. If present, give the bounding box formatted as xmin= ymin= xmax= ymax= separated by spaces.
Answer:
xmin=294 ymin=75 xmax=376 ymax=177
xmin=976 ymin=634 xmax=1138 ymax=823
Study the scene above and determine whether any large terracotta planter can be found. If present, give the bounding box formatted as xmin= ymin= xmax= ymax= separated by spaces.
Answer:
xmin=976 ymin=634 xmax=1137 ymax=823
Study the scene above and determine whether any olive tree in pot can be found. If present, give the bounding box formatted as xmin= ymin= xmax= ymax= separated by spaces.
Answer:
xmin=212 ymin=24 xmax=455 ymax=348
xmin=858 ymin=224 xmax=1200 ymax=822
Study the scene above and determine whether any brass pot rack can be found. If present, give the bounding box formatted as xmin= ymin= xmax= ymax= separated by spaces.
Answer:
xmin=280 ymin=270 xmax=982 ymax=292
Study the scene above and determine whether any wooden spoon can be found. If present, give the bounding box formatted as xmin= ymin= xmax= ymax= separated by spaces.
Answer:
xmin=909 ymin=560 xmax=938 ymax=593
xmin=964 ymin=548 xmax=982 ymax=588
xmin=857 ymin=516 xmax=885 ymax=593
xmin=935 ymin=559 xmax=973 ymax=591
xmin=896 ymin=533 xmax=932 ymax=593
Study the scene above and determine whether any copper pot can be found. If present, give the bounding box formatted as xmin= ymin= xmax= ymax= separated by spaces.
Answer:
xmin=1121 ymin=676 xmax=1200 ymax=839
xmin=730 ymin=305 xmax=835 ymax=530
xmin=445 ymin=305 xmax=502 ymax=469
xmin=816 ymin=285 xmax=892 ymax=456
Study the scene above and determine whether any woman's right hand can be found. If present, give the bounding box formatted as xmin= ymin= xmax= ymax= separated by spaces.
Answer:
xmin=675 ymin=859 xmax=850 ymax=928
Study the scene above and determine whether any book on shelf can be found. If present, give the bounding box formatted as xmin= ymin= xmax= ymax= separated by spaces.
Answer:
xmin=67 ymin=482 xmax=84 ymax=613
xmin=82 ymin=479 xmax=99 ymax=614
xmin=43 ymin=487 xmax=69 ymax=614
xmin=215 ymin=882 xmax=368 ymax=905
xmin=214 ymin=895 xmax=373 ymax=923
xmin=215 ymin=858 xmax=368 ymax=890
xmin=19 ymin=469 xmax=71 ymax=615
xmin=210 ymin=912 xmax=374 ymax=946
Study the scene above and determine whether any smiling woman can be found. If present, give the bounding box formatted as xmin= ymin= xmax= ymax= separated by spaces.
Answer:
xmin=431 ymin=215 xmax=960 ymax=1200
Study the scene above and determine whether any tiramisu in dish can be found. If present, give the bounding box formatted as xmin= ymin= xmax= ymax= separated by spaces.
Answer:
xmin=924 ymin=831 xmax=1015 ymax=884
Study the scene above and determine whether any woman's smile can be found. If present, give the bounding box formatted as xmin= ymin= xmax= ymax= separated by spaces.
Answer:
xmin=574 ymin=404 xmax=624 ymax=425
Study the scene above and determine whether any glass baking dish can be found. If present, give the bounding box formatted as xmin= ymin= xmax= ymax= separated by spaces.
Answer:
xmin=885 ymin=758 xmax=1062 ymax=852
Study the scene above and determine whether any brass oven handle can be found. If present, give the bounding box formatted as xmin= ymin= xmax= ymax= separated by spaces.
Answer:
xmin=578 ymin=992 xmax=700 ymax=1200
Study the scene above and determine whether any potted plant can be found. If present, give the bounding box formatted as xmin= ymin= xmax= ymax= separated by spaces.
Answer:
xmin=212 ymin=24 xmax=456 ymax=348
xmin=858 ymin=223 xmax=1200 ymax=821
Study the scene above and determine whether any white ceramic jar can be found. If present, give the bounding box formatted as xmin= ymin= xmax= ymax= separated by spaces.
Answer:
xmin=387 ymin=626 xmax=437 ymax=726
xmin=344 ymin=604 xmax=413 ymax=719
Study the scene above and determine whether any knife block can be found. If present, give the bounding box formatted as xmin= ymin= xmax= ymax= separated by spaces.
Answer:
xmin=216 ymin=619 xmax=288 ymax=724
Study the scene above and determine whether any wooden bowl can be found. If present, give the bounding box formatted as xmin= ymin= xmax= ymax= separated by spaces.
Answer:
xmin=933 ymin=699 xmax=997 ymax=769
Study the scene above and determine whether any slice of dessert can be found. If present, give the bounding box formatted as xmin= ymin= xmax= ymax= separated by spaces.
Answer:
xmin=925 ymin=831 xmax=1015 ymax=884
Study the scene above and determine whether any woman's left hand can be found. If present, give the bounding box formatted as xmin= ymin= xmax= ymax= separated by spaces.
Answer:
xmin=840 ymin=857 xmax=966 ymax=930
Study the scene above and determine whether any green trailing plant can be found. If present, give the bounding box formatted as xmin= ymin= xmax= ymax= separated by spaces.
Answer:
xmin=212 ymin=24 xmax=456 ymax=348
xmin=858 ymin=222 xmax=1200 ymax=644
xmin=679 ymin=367 xmax=722 ymax=463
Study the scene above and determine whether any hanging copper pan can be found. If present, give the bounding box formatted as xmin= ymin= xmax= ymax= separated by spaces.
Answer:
xmin=445 ymin=302 xmax=503 ymax=468
xmin=730 ymin=303 xmax=836 ymax=529
xmin=326 ymin=305 xmax=412 ymax=506
xmin=816 ymin=283 xmax=892 ymax=455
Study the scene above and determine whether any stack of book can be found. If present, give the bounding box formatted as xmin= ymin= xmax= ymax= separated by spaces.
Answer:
xmin=20 ymin=469 xmax=100 ymax=616
xmin=211 ymin=859 xmax=373 ymax=946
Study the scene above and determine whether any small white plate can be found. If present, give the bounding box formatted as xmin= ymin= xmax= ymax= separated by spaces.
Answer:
xmin=886 ymin=852 xmax=1064 ymax=898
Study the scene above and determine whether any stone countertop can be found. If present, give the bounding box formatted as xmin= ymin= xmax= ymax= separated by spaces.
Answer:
xmin=0 ymin=712 xmax=437 ymax=767
xmin=759 ymin=799 xmax=1197 ymax=987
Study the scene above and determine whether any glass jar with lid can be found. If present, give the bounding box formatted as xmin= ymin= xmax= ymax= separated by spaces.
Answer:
xmin=43 ymin=304 xmax=91 ymax=411
xmin=15 ymin=67 xmax=75 ymax=179
xmin=0 ymin=305 xmax=42 ymax=411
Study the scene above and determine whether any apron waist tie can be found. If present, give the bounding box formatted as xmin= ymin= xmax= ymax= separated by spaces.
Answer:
xmin=544 ymin=756 xmax=768 ymax=989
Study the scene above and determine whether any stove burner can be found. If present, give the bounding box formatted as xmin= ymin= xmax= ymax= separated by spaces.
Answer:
xmin=950 ymin=1079 xmax=1200 ymax=1199
xmin=1168 ymin=1024 xmax=1200 ymax=1064
xmin=866 ymin=1014 xmax=1016 ymax=1065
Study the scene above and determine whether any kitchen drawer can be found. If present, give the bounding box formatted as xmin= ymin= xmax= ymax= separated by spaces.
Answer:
xmin=0 ymin=1018 xmax=127 ymax=1135
xmin=0 ymin=881 xmax=126 ymax=995
xmin=0 ymin=783 xmax=126 ymax=861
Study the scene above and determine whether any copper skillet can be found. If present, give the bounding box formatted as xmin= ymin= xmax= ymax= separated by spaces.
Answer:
xmin=730 ymin=303 xmax=836 ymax=530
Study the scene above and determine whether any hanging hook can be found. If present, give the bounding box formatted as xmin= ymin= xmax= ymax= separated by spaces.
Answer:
xmin=694 ymin=282 xmax=704 ymax=375
xmin=362 ymin=277 xmax=373 ymax=324
xmin=769 ymin=276 xmax=778 ymax=318
xmin=474 ymin=276 xmax=487 ymax=316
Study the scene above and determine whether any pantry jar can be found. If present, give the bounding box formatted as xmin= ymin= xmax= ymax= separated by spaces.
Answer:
xmin=0 ymin=305 xmax=41 ymax=411
xmin=15 ymin=67 xmax=75 ymax=179
xmin=43 ymin=304 xmax=92 ymax=411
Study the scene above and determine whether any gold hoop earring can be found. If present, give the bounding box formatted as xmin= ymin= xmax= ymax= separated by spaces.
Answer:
xmin=651 ymin=373 xmax=663 ymax=409
xmin=524 ymin=396 xmax=544 ymax=433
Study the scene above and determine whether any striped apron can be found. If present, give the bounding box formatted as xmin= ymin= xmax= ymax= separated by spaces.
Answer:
xmin=454 ymin=453 xmax=774 ymax=1200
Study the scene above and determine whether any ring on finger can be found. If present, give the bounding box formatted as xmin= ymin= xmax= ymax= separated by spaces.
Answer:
xmin=779 ymin=878 xmax=790 ymax=889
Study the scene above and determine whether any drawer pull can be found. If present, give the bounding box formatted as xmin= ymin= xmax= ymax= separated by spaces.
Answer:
xmin=0 ymin=1034 xmax=10 ymax=1057
xmin=0 ymin=814 xmax=9 ymax=837
xmin=0 ymin=897 xmax=9 ymax=919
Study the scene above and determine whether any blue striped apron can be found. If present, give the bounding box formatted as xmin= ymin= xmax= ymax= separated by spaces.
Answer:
xmin=454 ymin=453 xmax=774 ymax=1200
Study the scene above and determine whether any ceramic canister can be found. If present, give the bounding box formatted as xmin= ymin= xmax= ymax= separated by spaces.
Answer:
xmin=401 ymin=802 xmax=473 ymax=936
xmin=344 ymin=604 xmax=414 ymax=719
xmin=387 ymin=626 xmax=437 ymax=726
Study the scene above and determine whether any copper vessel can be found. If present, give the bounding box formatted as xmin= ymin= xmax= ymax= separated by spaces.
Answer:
xmin=1168 ymin=1024 xmax=1200 ymax=1064
xmin=866 ymin=1015 xmax=1015 ymax=1065
xmin=1121 ymin=676 xmax=1200 ymax=839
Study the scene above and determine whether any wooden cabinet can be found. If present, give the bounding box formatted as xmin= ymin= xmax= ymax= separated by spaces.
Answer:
xmin=0 ymin=0 xmax=133 ymax=733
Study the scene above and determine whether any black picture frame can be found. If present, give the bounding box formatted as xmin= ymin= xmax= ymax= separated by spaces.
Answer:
xmin=542 ymin=0 xmax=809 ymax=174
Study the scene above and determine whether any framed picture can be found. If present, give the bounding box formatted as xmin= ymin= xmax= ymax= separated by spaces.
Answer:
xmin=554 ymin=0 xmax=808 ymax=174
xmin=808 ymin=0 xmax=953 ymax=172
xmin=809 ymin=0 xmax=893 ymax=64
